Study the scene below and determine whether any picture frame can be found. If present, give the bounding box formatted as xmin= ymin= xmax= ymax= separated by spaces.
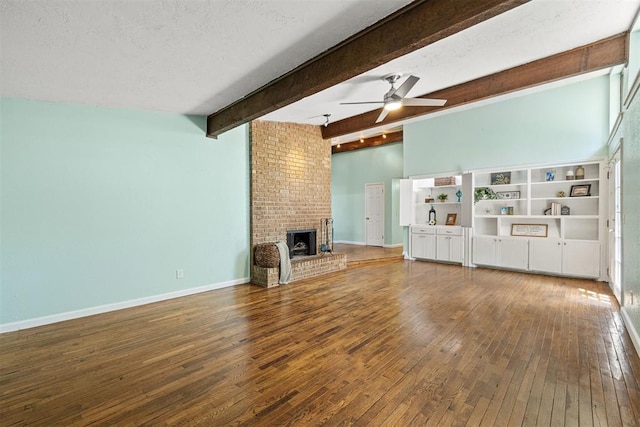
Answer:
xmin=491 ymin=171 xmax=511 ymax=185
xmin=545 ymin=170 xmax=555 ymax=181
xmin=496 ymin=191 xmax=520 ymax=199
xmin=570 ymin=184 xmax=591 ymax=197
xmin=445 ymin=213 xmax=457 ymax=225
xmin=511 ymin=223 xmax=548 ymax=237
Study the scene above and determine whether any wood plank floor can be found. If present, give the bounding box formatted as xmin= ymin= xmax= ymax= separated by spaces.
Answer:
xmin=2 ymin=261 xmax=640 ymax=426
xmin=333 ymin=243 xmax=404 ymax=266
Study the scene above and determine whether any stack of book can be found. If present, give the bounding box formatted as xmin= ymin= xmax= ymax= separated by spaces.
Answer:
xmin=550 ymin=202 xmax=562 ymax=215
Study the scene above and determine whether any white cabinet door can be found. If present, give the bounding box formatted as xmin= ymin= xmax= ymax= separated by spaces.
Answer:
xmin=437 ymin=235 xmax=463 ymax=263
xmin=473 ymin=236 xmax=497 ymax=266
xmin=563 ymin=241 xmax=600 ymax=278
xmin=450 ymin=236 xmax=463 ymax=263
xmin=399 ymin=179 xmax=414 ymax=226
xmin=529 ymin=239 xmax=562 ymax=274
xmin=411 ymin=234 xmax=436 ymax=259
xmin=497 ymin=238 xmax=529 ymax=270
xmin=436 ymin=235 xmax=451 ymax=261
xmin=474 ymin=237 xmax=528 ymax=270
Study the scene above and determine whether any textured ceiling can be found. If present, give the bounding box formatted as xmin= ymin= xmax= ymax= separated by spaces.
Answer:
xmin=0 ymin=0 xmax=413 ymax=115
xmin=263 ymin=0 xmax=640 ymax=139
xmin=1 ymin=0 xmax=639 ymax=141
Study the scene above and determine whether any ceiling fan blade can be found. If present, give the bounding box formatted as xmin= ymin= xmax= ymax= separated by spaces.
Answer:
xmin=375 ymin=108 xmax=389 ymax=123
xmin=392 ymin=75 xmax=420 ymax=99
xmin=340 ymin=101 xmax=384 ymax=105
xmin=401 ymin=98 xmax=447 ymax=107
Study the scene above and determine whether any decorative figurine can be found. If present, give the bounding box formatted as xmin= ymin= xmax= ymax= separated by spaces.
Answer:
xmin=456 ymin=189 xmax=462 ymax=203
xmin=428 ymin=205 xmax=436 ymax=225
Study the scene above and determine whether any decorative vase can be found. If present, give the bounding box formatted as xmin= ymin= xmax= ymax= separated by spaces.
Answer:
xmin=428 ymin=205 xmax=436 ymax=225
xmin=575 ymin=165 xmax=585 ymax=180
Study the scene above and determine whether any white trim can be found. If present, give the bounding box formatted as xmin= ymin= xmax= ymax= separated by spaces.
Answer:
xmin=383 ymin=243 xmax=403 ymax=248
xmin=334 ymin=240 xmax=366 ymax=245
xmin=622 ymin=307 xmax=640 ymax=358
xmin=0 ymin=277 xmax=249 ymax=333
xmin=334 ymin=240 xmax=401 ymax=249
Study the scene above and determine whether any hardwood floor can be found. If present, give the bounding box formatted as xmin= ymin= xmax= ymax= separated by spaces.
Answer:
xmin=2 ymin=260 xmax=640 ymax=425
xmin=333 ymin=243 xmax=404 ymax=265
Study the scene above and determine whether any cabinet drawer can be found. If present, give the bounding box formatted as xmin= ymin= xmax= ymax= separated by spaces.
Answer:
xmin=436 ymin=227 xmax=462 ymax=236
xmin=411 ymin=226 xmax=436 ymax=235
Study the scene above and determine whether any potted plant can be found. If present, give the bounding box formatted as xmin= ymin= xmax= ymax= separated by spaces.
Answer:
xmin=474 ymin=187 xmax=497 ymax=203
xmin=437 ymin=193 xmax=448 ymax=203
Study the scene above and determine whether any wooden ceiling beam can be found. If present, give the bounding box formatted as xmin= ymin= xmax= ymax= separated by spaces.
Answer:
xmin=322 ymin=32 xmax=629 ymax=139
xmin=206 ymin=0 xmax=530 ymax=138
xmin=332 ymin=131 xmax=403 ymax=154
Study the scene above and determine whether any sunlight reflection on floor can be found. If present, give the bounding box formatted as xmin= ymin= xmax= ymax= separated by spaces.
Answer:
xmin=579 ymin=287 xmax=611 ymax=304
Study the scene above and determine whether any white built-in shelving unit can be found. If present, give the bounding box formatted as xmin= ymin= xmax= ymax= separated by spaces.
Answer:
xmin=400 ymin=160 xmax=606 ymax=279
xmin=472 ymin=160 xmax=604 ymax=279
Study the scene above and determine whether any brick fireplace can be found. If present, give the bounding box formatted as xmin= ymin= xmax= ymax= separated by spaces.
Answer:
xmin=250 ymin=120 xmax=346 ymax=287
xmin=286 ymin=229 xmax=317 ymax=258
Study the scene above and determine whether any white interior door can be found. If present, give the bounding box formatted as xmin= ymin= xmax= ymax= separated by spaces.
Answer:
xmin=365 ymin=183 xmax=384 ymax=246
xmin=609 ymin=148 xmax=622 ymax=301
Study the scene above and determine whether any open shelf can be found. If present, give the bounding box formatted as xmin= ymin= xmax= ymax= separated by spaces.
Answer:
xmin=473 ymin=160 xmax=603 ymax=244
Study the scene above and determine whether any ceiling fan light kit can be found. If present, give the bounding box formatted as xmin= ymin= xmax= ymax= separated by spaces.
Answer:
xmin=340 ymin=73 xmax=447 ymax=124
xmin=383 ymin=99 xmax=402 ymax=111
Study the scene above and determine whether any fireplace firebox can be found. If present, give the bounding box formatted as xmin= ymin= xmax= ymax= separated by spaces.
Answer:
xmin=286 ymin=229 xmax=317 ymax=258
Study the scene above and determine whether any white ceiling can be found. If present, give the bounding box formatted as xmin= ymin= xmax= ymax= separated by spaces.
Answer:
xmin=0 ymin=0 xmax=413 ymax=115
xmin=1 ymin=0 xmax=639 ymax=142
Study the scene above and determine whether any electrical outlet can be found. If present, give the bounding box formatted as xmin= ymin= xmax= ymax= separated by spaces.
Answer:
xmin=176 ymin=269 xmax=184 ymax=279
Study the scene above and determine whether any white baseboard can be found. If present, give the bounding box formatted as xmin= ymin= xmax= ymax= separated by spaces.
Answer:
xmin=334 ymin=240 xmax=365 ymax=246
xmin=621 ymin=307 xmax=640 ymax=358
xmin=0 ymin=277 xmax=249 ymax=334
xmin=383 ymin=243 xmax=403 ymax=248
xmin=334 ymin=241 xmax=403 ymax=248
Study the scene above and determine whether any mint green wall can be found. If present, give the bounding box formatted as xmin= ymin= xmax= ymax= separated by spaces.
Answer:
xmin=629 ymin=31 xmax=640 ymax=90
xmin=332 ymin=143 xmax=403 ymax=245
xmin=0 ymin=99 xmax=250 ymax=324
xmin=404 ymin=76 xmax=610 ymax=176
xmin=620 ymin=28 xmax=640 ymax=345
xmin=621 ymin=84 xmax=640 ymax=335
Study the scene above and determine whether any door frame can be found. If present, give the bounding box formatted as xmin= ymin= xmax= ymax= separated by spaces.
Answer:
xmin=608 ymin=144 xmax=623 ymax=303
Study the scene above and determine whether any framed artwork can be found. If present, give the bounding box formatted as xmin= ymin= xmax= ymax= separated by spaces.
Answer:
xmin=511 ymin=224 xmax=548 ymax=237
xmin=491 ymin=172 xmax=511 ymax=185
xmin=570 ymin=184 xmax=591 ymax=197
xmin=496 ymin=191 xmax=520 ymax=199
xmin=445 ymin=213 xmax=457 ymax=225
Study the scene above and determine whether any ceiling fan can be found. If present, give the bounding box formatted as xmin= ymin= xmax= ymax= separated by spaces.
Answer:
xmin=341 ymin=73 xmax=446 ymax=123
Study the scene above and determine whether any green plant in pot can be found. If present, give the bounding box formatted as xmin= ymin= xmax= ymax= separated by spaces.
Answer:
xmin=474 ymin=187 xmax=497 ymax=203
xmin=437 ymin=193 xmax=448 ymax=203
